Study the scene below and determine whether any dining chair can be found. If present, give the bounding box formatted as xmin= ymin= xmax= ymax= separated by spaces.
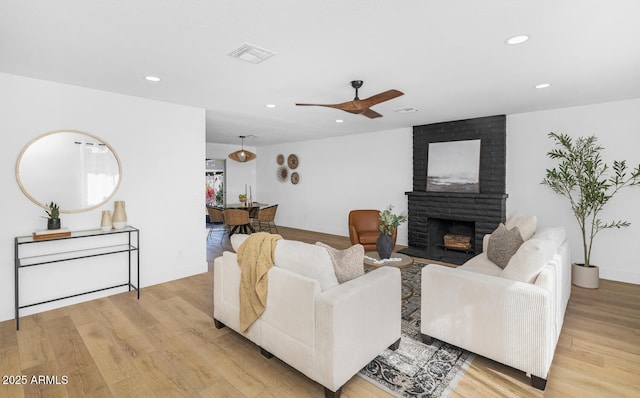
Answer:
xmin=223 ymin=209 xmax=253 ymax=238
xmin=256 ymin=204 xmax=279 ymax=233
xmin=206 ymin=206 xmax=226 ymax=242
xmin=248 ymin=205 xmax=260 ymax=229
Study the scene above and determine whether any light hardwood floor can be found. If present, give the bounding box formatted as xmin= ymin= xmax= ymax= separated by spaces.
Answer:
xmin=1 ymin=226 xmax=639 ymax=397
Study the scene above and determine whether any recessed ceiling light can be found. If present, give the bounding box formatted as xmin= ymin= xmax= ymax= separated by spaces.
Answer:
xmin=265 ymin=104 xmax=276 ymax=108
xmin=506 ymin=35 xmax=530 ymax=45
xmin=335 ymin=119 xmax=344 ymax=123
xmin=145 ymin=75 xmax=161 ymax=82
xmin=535 ymin=83 xmax=552 ymax=89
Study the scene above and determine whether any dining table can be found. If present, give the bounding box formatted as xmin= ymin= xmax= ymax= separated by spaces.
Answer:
xmin=219 ymin=202 xmax=269 ymax=210
xmin=211 ymin=202 xmax=270 ymax=235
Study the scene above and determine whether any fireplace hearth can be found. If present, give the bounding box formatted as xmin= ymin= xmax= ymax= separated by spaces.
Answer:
xmin=402 ymin=115 xmax=508 ymax=265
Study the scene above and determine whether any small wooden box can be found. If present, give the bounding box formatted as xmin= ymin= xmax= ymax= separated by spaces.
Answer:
xmin=33 ymin=228 xmax=71 ymax=240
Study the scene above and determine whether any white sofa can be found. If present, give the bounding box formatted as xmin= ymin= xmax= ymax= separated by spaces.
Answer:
xmin=213 ymin=237 xmax=401 ymax=398
xmin=420 ymin=221 xmax=571 ymax=390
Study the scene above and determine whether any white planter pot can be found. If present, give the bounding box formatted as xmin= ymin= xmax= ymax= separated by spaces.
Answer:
xmin=572 ymin=263 xmax=599 ymax=289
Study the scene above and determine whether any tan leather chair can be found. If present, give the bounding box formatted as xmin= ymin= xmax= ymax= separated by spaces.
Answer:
xmin=348 ymin=210 xmax=397 ymax=251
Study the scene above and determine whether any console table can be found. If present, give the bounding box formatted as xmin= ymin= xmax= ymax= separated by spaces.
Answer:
xmin=14 ymin=226 xmax=140 ymax=330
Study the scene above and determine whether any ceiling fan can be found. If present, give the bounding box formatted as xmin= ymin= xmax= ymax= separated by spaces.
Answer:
xmin=295 ymin=80 xmax=403 ymax=119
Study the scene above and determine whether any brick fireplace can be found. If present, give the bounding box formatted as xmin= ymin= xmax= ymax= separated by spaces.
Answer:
xmin=402 ymin=115 xmax=508 ymax=264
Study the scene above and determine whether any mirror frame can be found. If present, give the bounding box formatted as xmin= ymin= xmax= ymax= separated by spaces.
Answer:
xmin=15 ymin=129 xmax=123 ymax=214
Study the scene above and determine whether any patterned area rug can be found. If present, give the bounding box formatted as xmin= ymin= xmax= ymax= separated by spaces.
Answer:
xmin=358 ymin=262 xmax=474 ymax=398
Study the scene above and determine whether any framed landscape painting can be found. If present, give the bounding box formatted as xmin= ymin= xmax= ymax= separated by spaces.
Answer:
xmin=427 ymin=139 xmax=481 ymax=193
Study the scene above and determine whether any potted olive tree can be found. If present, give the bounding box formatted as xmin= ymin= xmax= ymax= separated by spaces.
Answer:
xmin=542 ymin=132 xmax=640 ymax=288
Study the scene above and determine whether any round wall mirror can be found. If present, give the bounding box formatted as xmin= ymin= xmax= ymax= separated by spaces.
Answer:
xmin=16 ymin=130 xmax=122 ymax=214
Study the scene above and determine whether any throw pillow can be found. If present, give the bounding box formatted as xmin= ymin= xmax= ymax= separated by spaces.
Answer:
xmin=487 ymin=223 xmax=524 ymax=269
xmin=532 ymin=227 xmax=567 ymax=250
xmin=501 ymin=238 xmax=556 ymax=283
xmin=315 ymin=242 xmax=365 ymax=283
xmin=505 ymin=214 xmax=537 ymax=241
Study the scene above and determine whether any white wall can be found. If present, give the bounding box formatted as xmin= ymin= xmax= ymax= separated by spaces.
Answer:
xmin=255 ymin=128 xmax=413 ymax=245
xmin=206 ymin=142 xmax=257 ymax=204
xmin=507 ymin=98 xmax=640 ymax=284
xmin=1 ymin=73 xmax=207 ymax=322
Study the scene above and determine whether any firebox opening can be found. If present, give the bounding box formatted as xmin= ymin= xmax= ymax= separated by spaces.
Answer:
xmin=428 ymin=218 xmax=475 ymax=254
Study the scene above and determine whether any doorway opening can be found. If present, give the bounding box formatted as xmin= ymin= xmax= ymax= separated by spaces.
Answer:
xmin=206 ymin=158 xmax=225 ymax=208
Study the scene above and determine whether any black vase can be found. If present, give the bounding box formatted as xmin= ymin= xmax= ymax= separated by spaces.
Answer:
xmin=47 ymin=218 xmax=61 ymax=230
xmin=376 ymin=233 xmax=394 ymax=259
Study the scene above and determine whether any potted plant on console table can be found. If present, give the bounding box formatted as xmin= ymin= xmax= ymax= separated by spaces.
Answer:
xmin=377 ymin=205 xmax=408 ymax=259
xmin=44 ymin=201 xmax=61 ymax=230
xmin=542 ymin=132 xmax=640 ymax=288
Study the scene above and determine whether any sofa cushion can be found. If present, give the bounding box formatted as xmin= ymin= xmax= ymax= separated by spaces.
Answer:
xmin=505 ymin=214 xmax=537 ymax=241
xmin=231 ymin=234 xmax=250 ymax=251
xmin=274 ymin=239 xmax=339 ymax=291
xmin=315 ymin=242 xmax=365 ymax=283
xmin=501 ymin=238 xmax=557 ymax=283
xmin=532 ymin=227 xmax=566 ymax=250
xmin=458 ymin=252 xmax=503 ymax=276
xmin=487 ymin=223 xmax=524 ymax=269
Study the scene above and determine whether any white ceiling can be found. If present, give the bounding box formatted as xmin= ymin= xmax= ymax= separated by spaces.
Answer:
xmin=2 ymin=0 xmax=640 ymax=146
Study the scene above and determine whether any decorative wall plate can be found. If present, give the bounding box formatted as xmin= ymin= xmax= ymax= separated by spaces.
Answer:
xmin=277 ymin=166 xmax=288 ymax=182
xmin=276 ymin=154 xmax=284 ymax=165
xmin=287 ymin=154 xmax=299 ymax=169
xmin=291 ymin=172 xmax=299 ymax=185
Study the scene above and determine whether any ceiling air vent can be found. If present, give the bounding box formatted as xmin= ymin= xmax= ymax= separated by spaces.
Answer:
xmin=227 ymin=43 xmax=276 ymax=64
xmin=395 ymin=106 xmax=419 ymax=114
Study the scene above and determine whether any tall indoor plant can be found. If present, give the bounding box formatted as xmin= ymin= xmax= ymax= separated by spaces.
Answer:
xmin=542 ymin=132 xmax=640 ymax=288
xmin=376 ymin=205 xmax=408 ymax=259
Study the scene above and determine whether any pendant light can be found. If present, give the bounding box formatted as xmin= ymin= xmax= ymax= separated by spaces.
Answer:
xmin=228 ymin=135 xmax=256 ymax=162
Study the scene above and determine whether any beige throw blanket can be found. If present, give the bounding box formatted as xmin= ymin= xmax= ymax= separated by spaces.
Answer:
xmin=237 ymin=232 xmax=282 ymax=332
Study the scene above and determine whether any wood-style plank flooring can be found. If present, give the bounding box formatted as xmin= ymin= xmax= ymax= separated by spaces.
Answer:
xmin=1 ymin=226 xmax=639 ymax=397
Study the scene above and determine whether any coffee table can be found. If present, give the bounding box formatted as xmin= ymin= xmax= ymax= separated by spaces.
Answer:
xmin=363 ymin=251 xmax=414 ymax=300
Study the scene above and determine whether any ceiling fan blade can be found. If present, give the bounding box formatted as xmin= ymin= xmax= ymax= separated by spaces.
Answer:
xmin=295 ymin=102 xmax=345 ymax=109
xmin=360 ymin=89 xmax=404 ymax=108
xmin=296 ymin=101 xmax=361 ymax=112
xmin=361 ymin=108 xmax=383 ymax=119
xmin=295 ymin=84 xmax=402 ymax=118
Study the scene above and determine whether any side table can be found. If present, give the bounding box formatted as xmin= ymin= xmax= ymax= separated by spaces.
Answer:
xmin=363 ymin=251 xmax=414 ymax=300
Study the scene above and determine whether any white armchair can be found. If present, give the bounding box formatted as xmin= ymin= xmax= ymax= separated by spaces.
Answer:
xmin=213 ymin=238 xmax=401 ymax=398
xmin=420 ymin=224 xmax=571 ymax=390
